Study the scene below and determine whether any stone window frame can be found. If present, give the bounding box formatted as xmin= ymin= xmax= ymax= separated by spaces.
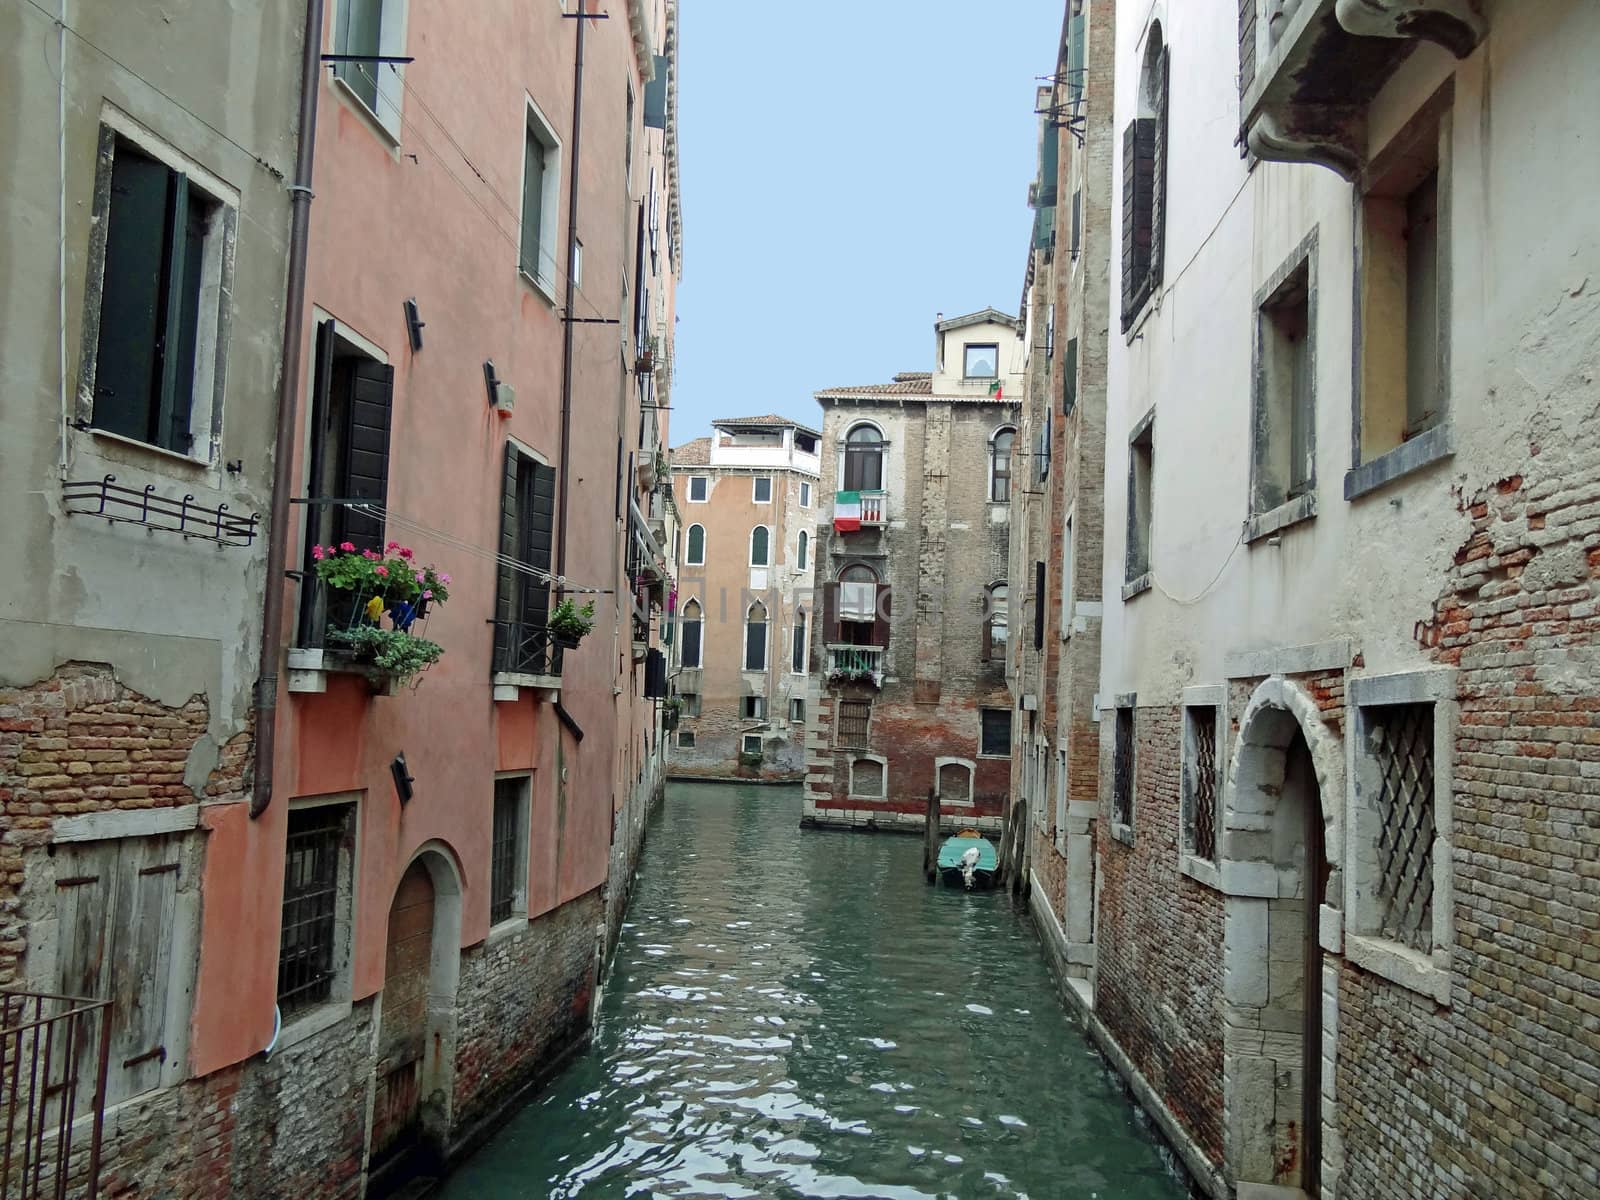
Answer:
xmin=1179 ymin=685 xmax=1227 ymax=890
xmin=978 ymin=707 xmax=1012 ymax=760
xmin=839 ymin=420 xmax=889 ymax=495
xmin=1344 ymin=80 xmax=1457 ymax=502
xmin=1059 ymin=508 xmax=1075 ymax=642
xmin=934 ymin=757 xmax=976 ymax=808
xmin=676 ymin=730 xmax=695 ymax=748
xmin=1122 ymin=408 xmax=1155 ymax=599
xmin=487 ymin=772 xmax=532 ymax=941
xmin=1109 ymin=694 xmax=1137 ymax=846
xmin=329 ymin=0 xmax=409 ymax=144
xmin=799 ymin=480 xmax=812 ymax=508
xmin=789 ymin=696 xmax=805 ymax=724
xmin=743 ymin=600 xmax=768 ymax=671
xmin=741 ymin=733 xmax=763 ymax=756
xmin=752 ymin=476 xmax=773 ymax=504
xmin=685 ymin=522 xmax=706 ymax=566
xmin=1345 ymin=667 xmax=1456 ymax=1004
xmin=1246 ymin=228 xmax=1320 ymax=543
xmin=76 ymin=109 xmax=241 ymax=472
xmin=834 ymin=698 xmax=872 ymax=750
xmin=988 ymin=424 xmax=1017 ymax=504
xmin=848 ymin=753 xmax=888 ymax=800
xmin=1053 ymin=743 xmax=1069 ymax=854
xmin=686 ymin=475 xmax=709 ymax=503
xmin=275 ymin=792 xmax=362 ymax=1050
xmin=517 ymin=93 xmax=564 ymax=304
xmin=749 ymin=524 xmax=771 ymax=567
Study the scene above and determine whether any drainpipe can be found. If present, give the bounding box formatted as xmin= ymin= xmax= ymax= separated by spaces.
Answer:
xmin=555 ymin=0 xmax=589 ymax=584
xmin=252 ymin=0 xmax=325 ymax=819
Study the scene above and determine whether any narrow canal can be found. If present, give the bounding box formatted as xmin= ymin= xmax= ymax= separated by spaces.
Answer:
xmin=439 ymin=782 xmax=1188 ymax=1199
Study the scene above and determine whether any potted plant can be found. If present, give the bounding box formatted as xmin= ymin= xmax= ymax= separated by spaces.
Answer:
xmin=310 ymin=541 xmax=452 ymax=687
xmin=662 ymin=695 xmax=683 ymax=732
xmin=548 ymin=597 xmax=597 ymax=649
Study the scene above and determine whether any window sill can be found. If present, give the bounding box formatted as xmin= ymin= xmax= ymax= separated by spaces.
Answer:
xmin=286 ymin=647 xmax=400 ymax=696
xmin=1344 ymin=422 xmax=1454 ymax=501
xmin=1345 ymin=932 xmax=1451 ymax=1005
xmin=1179 ymin=853 xmax=1222 ymax=890
xmin=977 ymin=752 xmax=1009 ymax=761
xmin=492 ymin=671 xmax=560 ymax=703
xmin=519 ymin=266 xmax=559 ymax=308
xmin=485 ymin=915 xmax=529 ymax=947
xmin=273 ymin=999 xmax=353 ymax=1054
xmin=1110 ymin=821 xmax=1134 ymax=847
xmin=1121 ymin=572 xmax=1151 ymax=601
xmin=329 ymin=76 xmax=402 ymax=147
xmin=1244 ymin=491 xmax=1318 ymax=544
xmin=86 ymin=427 xmax=213 ymax=472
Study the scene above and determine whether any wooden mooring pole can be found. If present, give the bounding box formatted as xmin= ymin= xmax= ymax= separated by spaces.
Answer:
xmin=922 ymin=788 xmax=940 ymax=883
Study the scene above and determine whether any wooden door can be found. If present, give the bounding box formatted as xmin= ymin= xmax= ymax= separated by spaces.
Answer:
xmin=370 ymin=861 xmax=433 ymax=1176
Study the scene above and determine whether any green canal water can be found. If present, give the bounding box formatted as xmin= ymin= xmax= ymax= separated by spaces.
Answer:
xmin=439 ymin=783 xmax=1188 ymax=1199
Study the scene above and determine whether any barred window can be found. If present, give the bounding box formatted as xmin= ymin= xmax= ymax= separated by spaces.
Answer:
xmin=1182 ymin=706 xmax=1219 ymax=863
xmin=490 ymin=777 xmax=527 ymax=926
xmin=837 ymin=699 xmax=871 ymax=749
xmin=1112 ymin=705 xmax=1135 ymax=828
xmin=278 ymin=804 xmax=355 ymax=1015
xmin=1368 ymin=702 xmax=1436 ymax=952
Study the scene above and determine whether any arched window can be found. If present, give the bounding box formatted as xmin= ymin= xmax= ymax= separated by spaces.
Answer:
xmin=750 ymin=526 xmax=770 ymax=566
xmin=796 ymin=529 xmax=809 ymax=571
xmin=680 ymin=599 xmax=703 ymax=669
xmin=837 ymin=563 xmax=880 ymax=632
xmin=842 ymin=423 xmax=885 ymax=492
xmin=983 ymin=583 xmax=1008 ymax=661
xmin=1122 ymin=23 xmax=1168 ymax=329
xmin=744 ymin=601 xmax=768 ymax=670
xmin=686 ymin=523 xmax=705 ymax=566
xmin=990 ymin=427 xmax=1016 ymax=502
xmin=792 ymin=606 xmax=808 ymax=673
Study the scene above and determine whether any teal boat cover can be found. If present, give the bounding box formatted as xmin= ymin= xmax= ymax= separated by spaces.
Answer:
xmin=936 ymin=835 xmax=997 ymax=872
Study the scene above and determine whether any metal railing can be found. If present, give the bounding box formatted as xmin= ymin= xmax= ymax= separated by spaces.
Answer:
xmin=827 ymin=645 xmax=884 ymax=678
xmin=491 ymin=619 xmax=564 ymax=679
xmin=0 ymin=990 xmax=111 ymax=1200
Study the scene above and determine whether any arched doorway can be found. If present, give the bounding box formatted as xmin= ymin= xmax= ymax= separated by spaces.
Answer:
xmin=1222 ymin=678 xmax=1343 ymax=1198
xmin=369 ymin=845 xmax=463 ymax=1196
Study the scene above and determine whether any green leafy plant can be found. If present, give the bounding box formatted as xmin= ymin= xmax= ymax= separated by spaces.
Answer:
xmin=549 ymin=597 xmax=597 ymax=643
xmin=312 ymin=541 xmax=451 ymax=608
xmin=738 ymin=749 xmax=763 ymax=769
xmin=328 ymin=626 xmax=444 ymax=686
xmin=827 ymin=667 xmax=879 ymax=686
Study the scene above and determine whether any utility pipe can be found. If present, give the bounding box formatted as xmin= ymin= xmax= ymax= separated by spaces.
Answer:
xmin=252 ymin=0 xmax=324 ymax=819
xmin=555 ymin=0 xmax=588 ymax=583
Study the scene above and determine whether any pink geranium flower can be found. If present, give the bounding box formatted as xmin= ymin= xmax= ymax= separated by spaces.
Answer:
xmin=339 ymin=541 xmax=356 ymax=552
xmin=422 ymin=589 xmax=433 ymax=599
xmin=311 ymin=545 xmax=326 ymax=560
xmin=398 ymin=547 xmax=414 ymax=560
xmin=375 ymin=566 xmax=389 ymax=577
xmin=386 ymin=541 xmax=400 ymax=551
xmin=415 ymin=571 xmax=425 ymax=583
xmin=440 ymin=573 xmax=451 ymax=584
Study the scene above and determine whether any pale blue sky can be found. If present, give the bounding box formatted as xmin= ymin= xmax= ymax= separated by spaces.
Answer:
xmin=670 ymin=2 xmax=1062 ymax=444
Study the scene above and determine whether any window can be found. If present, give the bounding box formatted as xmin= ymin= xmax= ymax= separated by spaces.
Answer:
xmin=1351 ymin=91 xmax=1452 ymax=495
xmin=490 ymin=777 xmax=529 ymax=925
xmin=52 ymin=831 xmax=192 ymax=1107
xmin=1063 ymin=337 xmax=1078 ymax=414
xmin=983 ymin=583 xmax=1009 ymax=661
xmin=796 ymin=530 xmax=809 ymax=571
xmin=792 ymin=607 xmax=808 ymax=673
xmin=750 ymin=526 xmax=771 ymax=566
xmin=1112 ymin=705 xmax=1135 ymax=829
xmin=842 ymin=423 xmax=885 ymax=492
xmin=572 ymin=239 xmax=583 ymax=287
xmin=1054 ymin=747 xmax=1068 ymax=849
xmin=990 ymin=427 xmax=1016 ymax=502
xmin=790 ymin=697 xmax=805 ymax=723
xmin=753 ymin=477 xmax=773 ymax=503
xmin=686 ymin=523 xmax=706 ymax=565
xmin=677 ymin=730 xmax=695 ymax=748
xmin=744 ymin=601 xmax=768 ymax=670
xmin=849 ymin=757 xmax=886 ymax=799
xmin=1252 ymin=236 xmax=1317 ymax=519
xmin=963 ymin=343 xmax=999 ymax=379
xmin=836 ymin=563 xmax=880 ymax=631
xmin=742 ymin=695 xmax=766 ymax=720
xmin=520 ymin=99 xmax=562 ymax=294
xmin=279 ymin=802 xmax=356 ymax=1017
xmin=687 ymin=475 xmax=709 ymax=502
xmin=491 ymin=442 xmax=557 ymax=675
xmin=1033 ymin=561 xmax=1047 ymax=650
xmin=624 ymin=80 xmax=635 ymax=187
xmin=680 ymin=692 xmax=701 ymax=716
xmin=1121 ymin=24 xmax=1168 ymax=331
xmin=742 ymin=734 xmax=763 ymax=756
xmin=837 ymin=699 xmax=871 ymax=749
xmin=1365 ymin=701 xmax=1436 ymax=951
xmin=1059 ymin=516 xmax=1074 ymax=640
xmin=332 ymin=0 xmax=406 ymax=140
xmin=1070 ymin=189 xmax=1082 ymax=260
xmin=84 ymin=131 xmax=232 ymax=458
xmin=939 ymin=760 xmax=973 ymax=805
xmin=679 ymin=599 xmax=703 ymax=669
xmin=1126 ymin=414 xmax=1154 ymax=589
xmin=1182 ymin=706 xmax=1220 ymax=864
xmin=980 ymin=709 xmax=1011 ymax=757
xmin=796 ymin=432 xmax=818 ymax=454
xmin=800 ymin=481 xmax=812 ymax=508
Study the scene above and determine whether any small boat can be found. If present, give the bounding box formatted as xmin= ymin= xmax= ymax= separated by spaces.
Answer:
xmin=936 ymin=831 xmax=998 ymax=890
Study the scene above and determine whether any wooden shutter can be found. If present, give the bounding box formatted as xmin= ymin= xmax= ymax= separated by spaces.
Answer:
xmin=1063 ymin=338 xmax=1078 ymax=414
xmin=493 ymin=442 xmax=520 ymax=670
xmin=1151 ymin=48 xmax=1170 ymax=289
xmin=871 ymin=584 xmax=892 ymax=649
xmin=822 ymin=582 xmax=839 ymax=649
xmin=1121 ymin=118 xmax=1156 ymax=331
xmin=93 ymin=144 xmax=169 ymax=443
xmin=1034 ymin=561 xmax=1046 ymax=650
xmin=525 ymin=461 xmax=556 ymax=638
xmin=643 ymin=55 xmax=669 ymax=128
xmin=340 ymin=359 xmax=393 ymax=550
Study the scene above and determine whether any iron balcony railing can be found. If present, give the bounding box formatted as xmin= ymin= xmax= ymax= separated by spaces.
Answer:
xmin=827 ymin=644 xmax=885 ymax=682
xmin=491 ymin=618 xmax=564 ymax=680
xmin=0 ymin=990 xmax=112 ymax=1200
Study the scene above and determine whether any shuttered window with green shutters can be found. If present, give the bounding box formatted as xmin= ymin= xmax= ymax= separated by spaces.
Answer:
xmin=494 ymin=443 xmax=557 ymax=674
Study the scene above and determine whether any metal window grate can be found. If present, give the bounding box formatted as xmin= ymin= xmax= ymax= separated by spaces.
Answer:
xmin=1186 ymin=708 xmax=1218 ymax=862
xmin=1371 ymin=703 xmax=1435 ymax=952
xmin=490 ymin=781 xmax=522 ymax=925
xmin=837 ymin=700 xmax=871 ymax=749
xmin=277 ymin=806 xmax=350 ymax=1015
xmin=1113 ymin=707 xmax=1135 ymax=826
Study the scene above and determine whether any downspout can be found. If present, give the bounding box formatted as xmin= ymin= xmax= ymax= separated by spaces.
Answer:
xmin=252 ymin=0 xmax=324 ymax=819
xmin=556 ymin=1 xmax=588 ymax=584
xmin=56 ymin=0 xmax=68 ymax=474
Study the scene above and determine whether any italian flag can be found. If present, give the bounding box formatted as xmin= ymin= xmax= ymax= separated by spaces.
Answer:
xmin=988 ymin=380 xmax=1004 ymax=399
xmin=834 ymin=490 xmax=862 ymax=533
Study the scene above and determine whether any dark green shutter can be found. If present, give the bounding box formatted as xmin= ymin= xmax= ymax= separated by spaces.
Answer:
xmin=525 ymin=461 xmax=556 ymax=643
xmin=643 ymin=55 xmax=668 ymax=129
xmin=1121 ymin=118 xmax=1156 ymax=331
xmin=1034 ymin=561 xmax=1046 ymax=650
xmin=1151 ymin=48 xmax=1170 ymax=288
xmin=493 ymin=443 xmax=520 ymax=671
xmin=339 ymin=360 xmax=393 ymax=550
xmin=93 ymin=146 xmax=169 ymax=442
xmin=1063 ymin=338 xmax=1078 ymax=414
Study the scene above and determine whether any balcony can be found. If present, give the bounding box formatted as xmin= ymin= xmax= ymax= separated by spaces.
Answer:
xmin=491 ymin=619 xmax=564 ymax=701
xmin=1240 ymin=0 xmax=1486 ymax=178
xmin=288 ymin=573 xmax=435 ymax=696
xmin=834 ymin=490 xmax=888 ymax=533
xmin=827 ymin=644 xmax=885 ymax=688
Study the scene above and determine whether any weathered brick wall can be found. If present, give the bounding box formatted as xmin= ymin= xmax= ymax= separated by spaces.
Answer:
xmin=1332 ymin=465 xmax=1600 ymax=1198
xmin=1095 ymin=704 xmax=1225 ymax=1164
xmin=452 ymin=886 xmax=601 ymax=1139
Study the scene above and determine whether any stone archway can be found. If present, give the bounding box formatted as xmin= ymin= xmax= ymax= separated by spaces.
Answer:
xmin=1221 ymin=677 xmax=1344 ymax=1199
xmin=368 ymin=843 xmax=463 ymax=1196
